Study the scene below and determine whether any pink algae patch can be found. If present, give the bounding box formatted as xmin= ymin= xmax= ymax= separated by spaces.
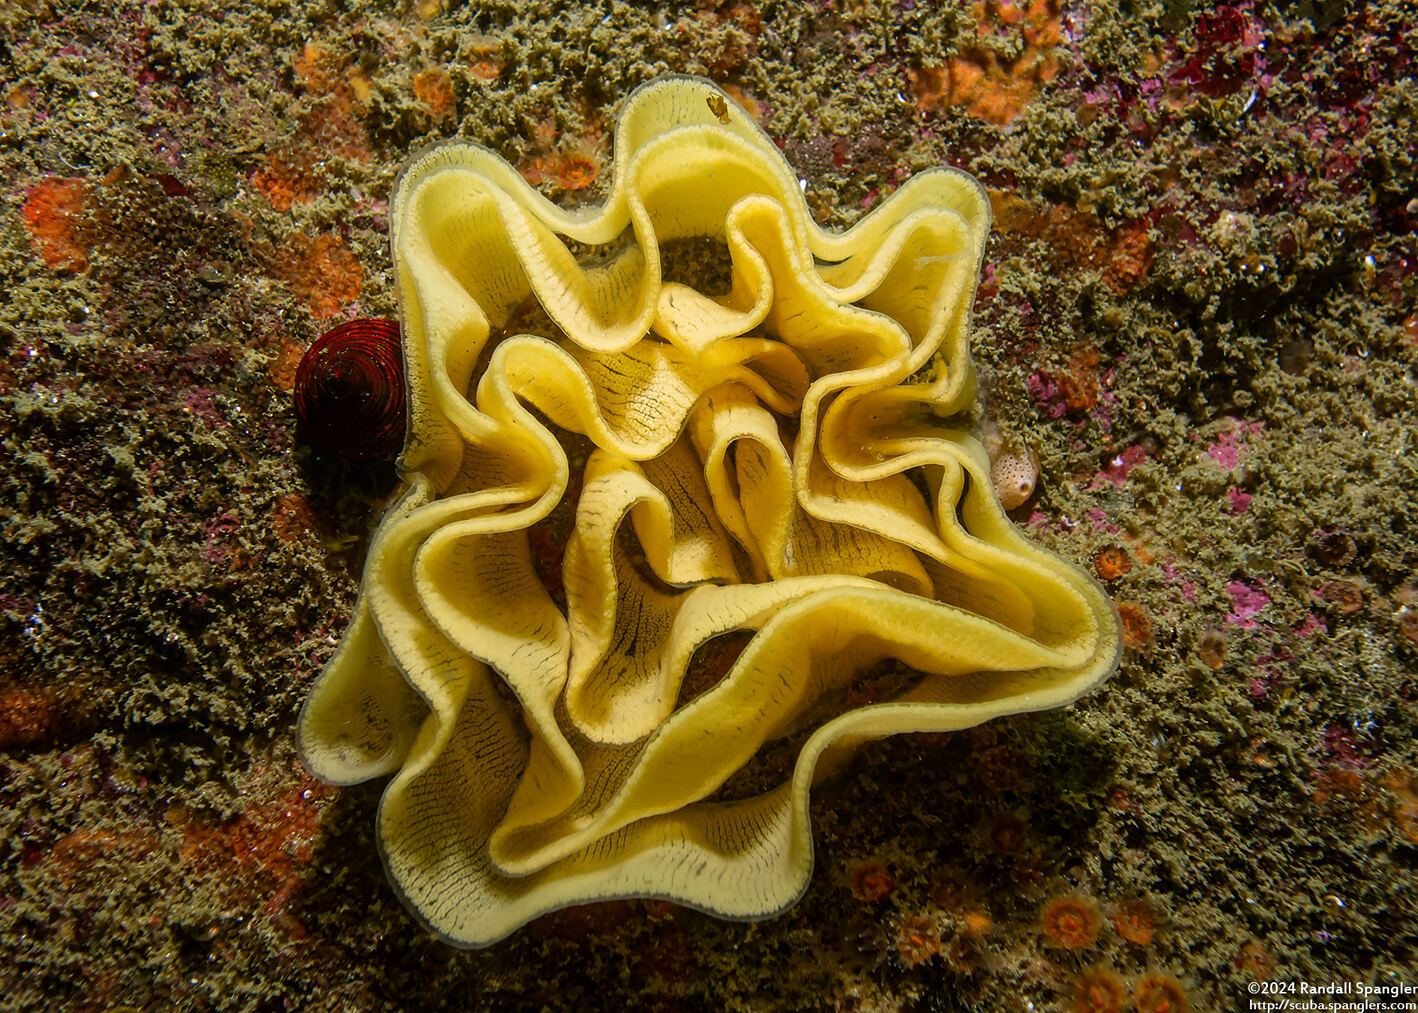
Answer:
xmin=1026 ymin=510 xmax=1055 ymax=530
xmin=1226 ymin=580 xmax=1271 ymax=628
xmin=1025 ymin=371 xmax=1064 ymax=417
xmin=1205 ymin=420 xmax=1263 ymax=469
xmin=182 ymin=388 xmax=227 ymax=429
xmin=1085 ymin=508 xmax=1119 ymax=533
xmin=1094 ymin=444 xmax=1148 ymax=487
xmin=1161 ymin=562 xmax=1197 ymax=602
xmin=1206 ymin=432 xmax=1246 ymax=468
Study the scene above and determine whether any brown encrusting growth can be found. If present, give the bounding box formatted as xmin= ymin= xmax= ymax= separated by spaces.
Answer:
xmin=1 ymin=0 xmax=1416 ymax=1009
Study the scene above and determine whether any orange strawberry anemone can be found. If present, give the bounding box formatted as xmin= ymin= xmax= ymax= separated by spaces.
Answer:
xmin=1041 ymin=894 xmax=1101 ymax=949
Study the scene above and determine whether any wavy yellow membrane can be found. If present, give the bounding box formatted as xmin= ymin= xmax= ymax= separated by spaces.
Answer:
xmin=297 ymin=75 xmax=1120 ymax=947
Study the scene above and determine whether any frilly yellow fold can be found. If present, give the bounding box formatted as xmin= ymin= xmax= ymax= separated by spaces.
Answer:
xmin=296 ymin=75 xmax=1120 ymax=948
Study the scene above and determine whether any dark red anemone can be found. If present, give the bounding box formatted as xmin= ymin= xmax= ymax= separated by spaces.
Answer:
xmin=293 ymin=318 xmax=405 ymax=461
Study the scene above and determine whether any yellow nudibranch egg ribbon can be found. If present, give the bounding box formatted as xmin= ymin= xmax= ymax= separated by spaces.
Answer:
xmin=296 ymin=74 xmax=1120 ymax=949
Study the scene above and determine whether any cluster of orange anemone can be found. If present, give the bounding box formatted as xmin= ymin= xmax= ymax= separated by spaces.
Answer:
xmin=1040 ymin=893 xmax=1162 ymax=950
xmin=1074 ymin=968 xmax=1190 ymax=1013
xmin=841 ymin=857 xmax=1196 ymax=1004
xmin=1036 ymin=895 xmax=1191 ymax=1011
